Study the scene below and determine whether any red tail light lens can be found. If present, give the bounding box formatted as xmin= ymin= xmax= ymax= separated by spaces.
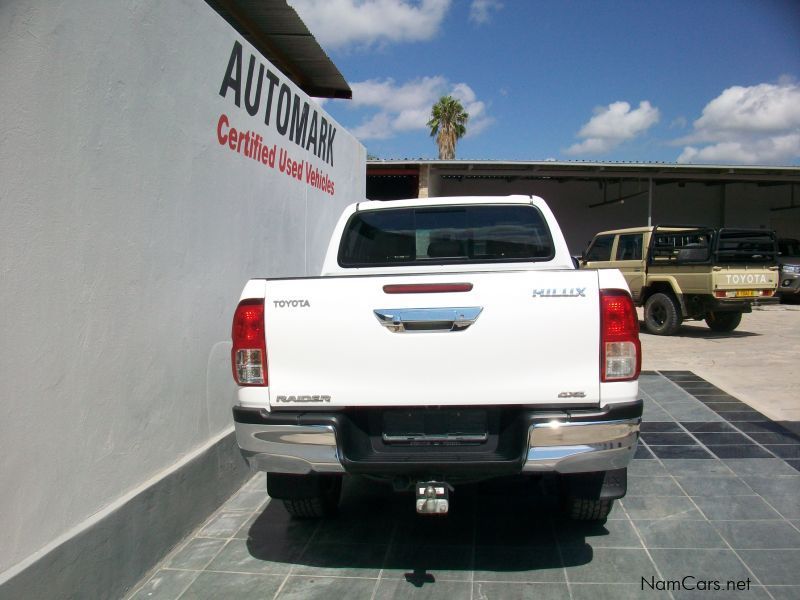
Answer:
xmin=231 ymin=299 xmax=267 ymax=386
xmin=600 ymin=289 xmax=641 ymax=382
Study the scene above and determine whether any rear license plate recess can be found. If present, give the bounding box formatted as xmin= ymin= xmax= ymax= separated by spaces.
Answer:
xmin=382 ymin=409 xmax=488 ymax=444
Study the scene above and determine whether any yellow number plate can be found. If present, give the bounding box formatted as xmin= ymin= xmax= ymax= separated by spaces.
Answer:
xmin=735 ymin=290 xmax=759 ymax=297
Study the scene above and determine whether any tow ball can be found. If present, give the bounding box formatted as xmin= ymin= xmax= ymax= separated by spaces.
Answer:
xmin=415 ymin=481 xmax=451 ymax=515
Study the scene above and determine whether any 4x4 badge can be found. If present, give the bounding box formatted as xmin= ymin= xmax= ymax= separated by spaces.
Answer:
xmin=558 ymin=391 xmax=586 ymax=398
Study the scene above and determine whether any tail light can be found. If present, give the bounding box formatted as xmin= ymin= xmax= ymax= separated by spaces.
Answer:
xmin=600 ymin=289 xmax=641 ymax=382
xmin=231 ymin=299 xmax=267 ymax=386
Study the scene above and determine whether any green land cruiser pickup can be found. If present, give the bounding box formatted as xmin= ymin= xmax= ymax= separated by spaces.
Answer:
xmin=581 ymin=225 xmax=779 ymax=335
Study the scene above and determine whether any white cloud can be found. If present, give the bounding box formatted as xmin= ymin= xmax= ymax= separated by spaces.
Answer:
xmin=469 ymin=0 xmax=503 ymax=24
xmin=450 ymin=82 xmax=493 ymax=137
xmin=288 ymin=0 xmax=451 ymax=49
xmin=352 ymin=113 xmax=393 ymax=140
xmin=351 ymin=76 xmax=446 ymax=112
xmin=565 ymin=101 xmax=660 ymax=155
xmin=345 ymin=77 xmax=492 ymax=141
xmin=675 ymin=82 xmax=800 ymax=165
xmin=678 ymin=134 xmax=800 ymax=165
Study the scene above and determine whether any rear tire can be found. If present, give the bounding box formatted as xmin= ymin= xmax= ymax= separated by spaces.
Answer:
xmin=565 ymin=497 xmax=614 ymax=522
xmin=705 ymin=311 xmax=742 ymax=332
xmin=283 ymin=492 xmax=339 ymax=519
xmin=644 ymin=293 xmax=681 ymax=335
xmin=268 ymin=474 xmax=342 ymax=519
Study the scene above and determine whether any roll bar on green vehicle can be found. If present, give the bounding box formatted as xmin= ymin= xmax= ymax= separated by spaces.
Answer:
xmin=581 ymin=225 xmax=779 ymax=335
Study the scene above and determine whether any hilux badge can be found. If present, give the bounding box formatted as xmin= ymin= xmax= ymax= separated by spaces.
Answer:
xmin=533 ymin=288 xmax=586 ymax=298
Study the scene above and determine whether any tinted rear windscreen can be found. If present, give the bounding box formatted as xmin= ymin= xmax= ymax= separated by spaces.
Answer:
xmin=338 ymin=205 xmax=554 ymax=267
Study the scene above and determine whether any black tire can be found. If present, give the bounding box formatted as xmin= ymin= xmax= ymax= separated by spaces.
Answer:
xmin=644 ymin=292 xmax=681 ymax=335
xmin=705 ymin=311 xmax=742 ymax=332
xmin=565 ymin=497 xmax=614 ymax=521
xmin=280 ymin=476 xmax=342 ymax=519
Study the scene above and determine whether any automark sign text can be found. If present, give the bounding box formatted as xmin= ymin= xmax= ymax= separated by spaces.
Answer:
xmin=215 ymin=40 xmax=337 ymax=195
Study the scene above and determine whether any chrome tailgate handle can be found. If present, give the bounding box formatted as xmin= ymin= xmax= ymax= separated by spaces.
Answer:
xmin=373 ymin=307 xmax=483 ymax=333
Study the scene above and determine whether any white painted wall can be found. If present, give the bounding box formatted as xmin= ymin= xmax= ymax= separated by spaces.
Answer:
xmin=0 ymin=0 xmax=364 ymax=576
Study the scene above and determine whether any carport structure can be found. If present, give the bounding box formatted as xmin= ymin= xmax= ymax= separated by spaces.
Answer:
xmin=367 ymin=161 xmax=800 ymax=254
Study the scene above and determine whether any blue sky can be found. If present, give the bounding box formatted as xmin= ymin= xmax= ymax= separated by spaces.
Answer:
xmin=289 ymin=0 xmax=800 ymax=165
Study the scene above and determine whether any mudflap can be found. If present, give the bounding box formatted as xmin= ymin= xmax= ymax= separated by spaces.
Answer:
xmin=560 ymin=468 xmax=628 ymax=501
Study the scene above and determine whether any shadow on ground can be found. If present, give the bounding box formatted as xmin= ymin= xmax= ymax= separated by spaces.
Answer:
xmin=245 ymin=475 xmax=600 ymax=581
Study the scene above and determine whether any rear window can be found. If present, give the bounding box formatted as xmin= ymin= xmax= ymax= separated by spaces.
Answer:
xmin=338 ymin=205 xmax=554 ymax=267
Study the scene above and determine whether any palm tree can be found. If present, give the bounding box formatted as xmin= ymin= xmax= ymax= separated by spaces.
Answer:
xmin=427 ymin=96 xmax=469 ymax=160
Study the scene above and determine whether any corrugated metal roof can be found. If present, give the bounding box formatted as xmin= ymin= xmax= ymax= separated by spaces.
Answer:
xmin=205 ymin=0 xmax=351 ymax=99
xmin=367 ymin=159 xmax=800 ymax=182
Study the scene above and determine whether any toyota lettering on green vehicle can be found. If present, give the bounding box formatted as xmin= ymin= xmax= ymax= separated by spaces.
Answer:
xmin=581 ymin=225 xmax=779 ymax=335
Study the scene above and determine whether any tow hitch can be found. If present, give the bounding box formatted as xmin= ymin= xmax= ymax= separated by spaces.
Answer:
xmin=416 ymin=481 xmax=451 ymax=514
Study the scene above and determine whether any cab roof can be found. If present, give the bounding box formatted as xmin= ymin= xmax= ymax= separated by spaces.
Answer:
xmin=355 ymin=195 xmax=539 ymax=212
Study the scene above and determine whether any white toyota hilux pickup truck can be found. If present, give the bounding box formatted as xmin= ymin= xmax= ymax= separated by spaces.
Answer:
xmin=231 ymin=195 xmax=642 ymax=521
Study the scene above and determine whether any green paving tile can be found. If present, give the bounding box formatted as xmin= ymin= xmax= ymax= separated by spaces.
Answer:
xmin=571 ymin=582 xmax=663 ymax=599
xmin=712 ymin=521 xmax=800 ymax=549
xmin=381 ymin=544 xmax=472 ymax=581
xmin=633 ymin=520 xmax=726 ymax=549
xmin=722 ymin=458 xmax=800 ymax=478
xmin=292 ymin=542 xmax=387 ymax=578
xmin=625 ymin=475 xmax=685 ymax=496
xmin=129 ymin=569 xmax=199 ymax=600
xmin=472 ymin=546 xmax=565 ymax=582
xmin=555 ymin=519 xmax=642 ymax=549
xmin=560 ymin=547 xmax=656 ymax=584
xmin=738 ymin=549 xmax=800 ymax=585
xmin=472 ymin=581 xmax=569 ymax=599
xmin=766 ymin=585 xmax=800 ymax=600
xmin=179 ymin=571 xmax=284 ymax=600
xmin=277 ymin=576 xmax=378 ymax=600
xmin=165 ymin=537 xmax=226 ymax=570
xmin=205 ymin=538 xmax=297 ymax=575
xmin=374 ymin=578 xmax=472 ymax=599
xmin=691 ymin=495 xmax=783 ymax=521
xmin=621 ymin=496 xmax=703 ymax=520
xmin=674 ymin=475 xmax=754 ymax=497
xmin=197 ymin=511 xmax=253 ymax=538
xmin=649 ymin=549 xmax=753 ymax=584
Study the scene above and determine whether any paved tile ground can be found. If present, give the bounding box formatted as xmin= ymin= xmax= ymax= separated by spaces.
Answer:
xmin=128 ymin=372 xmax=800 ymax=600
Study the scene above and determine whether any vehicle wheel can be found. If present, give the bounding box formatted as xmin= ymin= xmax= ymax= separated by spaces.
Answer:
xmin=565 ymin=497 xmax=614 ymax=521
xmin=705 ymin=311 xmax=742 ymax=332
xmin=269 ymin=474 xmax=342 ymax=519
xmin=644 ymin=293 xmax=681 ymax=335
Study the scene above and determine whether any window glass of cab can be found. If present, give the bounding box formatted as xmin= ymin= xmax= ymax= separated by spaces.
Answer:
xmin=338 ymin=204 xmax=555 ymax=267
xmin=616 ymin=234 xmax=643 ymax=261
xmin=585 ymin=234 xmax=614 ymax=261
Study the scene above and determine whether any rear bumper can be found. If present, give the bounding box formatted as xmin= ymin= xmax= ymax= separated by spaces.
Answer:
xmin=233 ymin=400 xmax=642 ymax=477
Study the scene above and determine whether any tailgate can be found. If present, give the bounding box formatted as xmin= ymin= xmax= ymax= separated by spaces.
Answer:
xmin=263 ymin=270 xmax=601 ymax=408
xmin=713 ymin=267 xmax=778 ymax=294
